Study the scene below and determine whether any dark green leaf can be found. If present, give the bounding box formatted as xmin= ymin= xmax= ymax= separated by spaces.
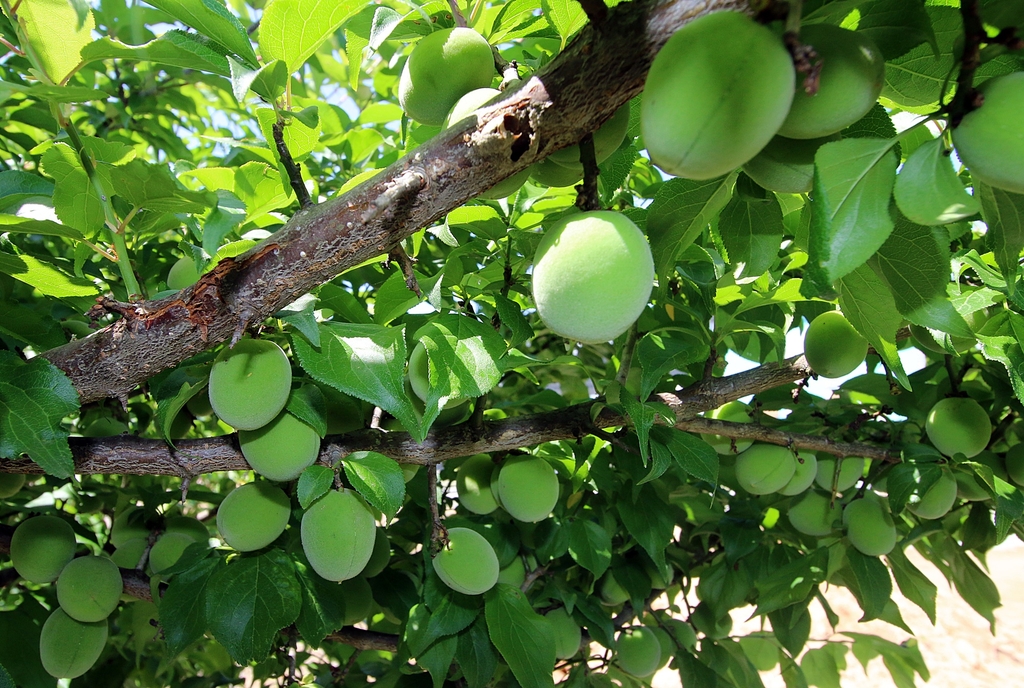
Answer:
xmin=343 ymin=451 xmax=406 ymax=519
xmin=567 ymin=519 xmax=612 ymax=578
xmin=484 ymin=585 xmax=556 ymax=688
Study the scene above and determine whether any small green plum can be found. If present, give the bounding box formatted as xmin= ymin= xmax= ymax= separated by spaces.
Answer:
xmin=432 ymin=527 xmax=500 ymax=595
xmin=926 ymin=397 xmax=992 ymax=458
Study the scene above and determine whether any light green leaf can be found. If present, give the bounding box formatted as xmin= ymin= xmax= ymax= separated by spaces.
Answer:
xmin=717 ymin=194 xmax=785 ymax=277
xmin=80 ymin=31 xmax=232 ymax=76
xmin=297 ymin=465 xmax=335 ymax=510
xmin=484 ymin=585 xmax=556 ymax=688
xmin=977 ymin=182 xmax=1024 ymax=292
xmin=40 ymin=143 xmax=105 ymax=235
xmin=144 ymin=0 xmax=258 ymax=67
xmin=567 ymin=519 xmax=612 ymax=578
xmin=0 ymin=251 xmax=99 ymax=297
xmin=804 ymin=138 xmax=898 ymax=295
xmin=0 ymin=171 xmax=54 ymax=210
xmin=540 ymin=0 xmax=586 ymax=45
xmin=0 ymin=351 xmax=79 ymax=478
xmin=260 ymin=0 xmax=364 ymax=73
xmin=894 ymin=138 xmax=979 ymax=226
xmin=838 ymin=264 xmax=909 ymax=389
xmin=16 ymin=0 xmax=95 ymax=83
xmin=342 ymin=451 xmax=406 ymax=520
xmin=0 ymin=214 xmax=82 ymax=240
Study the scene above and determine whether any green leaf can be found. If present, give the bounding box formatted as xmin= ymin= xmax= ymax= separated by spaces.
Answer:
xmin=286 ymin=384 xmax=328 ymax=438
xmin=646 ymin=174 xmax=736 ymax=283
xmin=144 ymin=0 xmax=258 ymax=67
xmin=294 ymin=556 xmax=346 ymax=647
xmin=16 ymin=0 xmax=95 ymax=82
xmin=837 ymin=264 xmax=909 ymax=389
xmin=0 ymin=351 xmax=79 ymax=478
xmin=977 ymin=182 xmax=1024 ymax=292
xmin=292 ymin=322 xmax=421 ymax=441
xmin=260 ymin=0 xmax=364 ymax=73
xmin=886 ymin=548 xmax=937 ymax=623
xmin=160 ymin=554 xmax=222 ymax=656
xmin=854 ymin=0 xmax=936 ymax=60
xmin=456 ymin=616 xmax=498 ymax=688
xmin=650 ymin=425 xmax=719 ymax=486
xmin=40 ymin=143 xmax=104 ymax=235
xmin=717 ymin=194 xmax=785 ymax=277
xmin=894 ymin=138 xmax=979 ymax=226
xmin=636 ymin=331 xmax=709 ymax=400
xmin=484 ymin=585 xmax=556 ymax=688
xmin=80 ymin=31 xmax=231 ymax=76
xmin=206 ymin=550 xmax=303 ymax=664
xmin=567 ymin=519 xmax=612 ymax=578
xmin=342 ymin=451 xmax=406 ymax=520
xmin=0 ymin=172 xmax=54 ymax=211
xmin=617 ymin=484 xmax=674 ymax=571
xmin=297 ymin=465 xmax=335 ymax=510
xmin=540 ymin=0 xmax=586 ymax=45
xmin=108 ymin=159 xmax=215 ymax=213
xmin=843 ymin=550 xmax=892 ymax=621
xmin=804 ymin=138 xmax=898 ymax=294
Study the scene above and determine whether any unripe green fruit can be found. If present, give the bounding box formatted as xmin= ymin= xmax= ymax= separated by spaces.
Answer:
xmin=908 ymin=468 xmax=958 ymax=519
xmin=497 ymin=456 xmax=560 ymax=522
xmin=843 ymin=495 xmax=897 ymax=556
xmin=778 ymin=451 xmax=817 ymax=496
xmin=497 ymin=555 xmax=526 ymax=587
xmin=735 ymin=444 xmax=797 ymax=495
xmin=778 ymin=25 xmax=885 ymax=139
xmin=532 ymin=211 xmax=654 ymax=344
xmin=110 ymin=507 xmax=149 ymax=548
xmin=0 ymin=473 xmax=25 ymax=498
xmin=701 ymin=401 xmax=753 ymax=454
xmin=39 ymin=609 xmax=107 ymax=679
xmin=217 ymin=482 xmax=291 ymax=552
xmin=600 ymin=571 xmax=629 ymax=606
xmin=952 ymin=72 xmax=1024 ymax=194
xmin=925 ymin=397 xmax=992 ymax=458
xmin=456 ymin=454 xmax=499 ymax=514
xmin=148 ymin=532 xmax=195 ymax=574
xmin=1006 ymin=444 xmax=1024 ymax=487
xmin=360 ymin=527 xmax=391 ymax=578
xmin=642 ymin=11 xmax=795 ymax=180
xmin=615 ymin=626 xmax=662 ymax=677
xmin=815 ymin=456 xmax=867 ymax=492
xmin=56 ymin=556 xmax=123 ymax=622
xmin=398 ymin=27 xmax=495 ymax=126
xmin=81 ymin=417 xmax=128 ymax=437
xmin=742 ymin=134 xmax=838 ymax=193
xmin=530 ymin=158 xmax=584 ymax=187
xmin=239 ymin=411 xmax=320 ymax=482
xmin=787 ymin=491 xmax=841 ymax=537
xmin=166 ymin=256 xmax=200 ymax=290
xmin=208 ymin=338 xmax=292 ymax=430
xmin=689 ymin=602 xmax=732 ymax=639
xmin=549 ymin=103 xmax=630 ymax=166
xmin=432 ymin=527 xmax=500 ymax=595
xmin=11 ymin=515 xmax=76 ymax=583
xmin=739 ymin=636 xmax=779 ymax=672
xmin=804 ymin=311 xmax=868 ymax=378
xmin=341 ymin=576 xmax=374 ymax=625
xmin=546 ymin=608 xmax=582 ymax=660
xmin=110 ymin=537 xmax=147 ymax=569
xmin=301 ymin=489 xmax=376 ymax=581
xmin=164 ymin=515 xmax=209 ymax=544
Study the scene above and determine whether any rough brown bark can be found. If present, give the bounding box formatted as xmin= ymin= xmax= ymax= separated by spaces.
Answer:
xmin=41 ymin=0 xmax=748 ymax=405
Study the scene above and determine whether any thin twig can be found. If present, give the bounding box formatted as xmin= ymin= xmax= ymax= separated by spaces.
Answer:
xmin=272 ymin=119 xmax=313 ymax=208
xmin=575 ymin=134 xmax=601 ymax=212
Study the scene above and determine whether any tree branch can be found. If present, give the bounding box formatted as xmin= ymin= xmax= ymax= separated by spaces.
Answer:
xmin=40 ymin=0 xmax=750 ymax=406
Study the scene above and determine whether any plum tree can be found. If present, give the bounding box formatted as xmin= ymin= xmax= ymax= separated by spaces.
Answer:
xmin=531 ymin=210 xmax=654 ymax=343
xmin=456 ymin=454 xmax=499 ymax=514
xmin=431 ymin=527 xmax=500 ymax=595
xmin=545 ymin=608 xmax=582 ymax=660
xmin=787 ymin=491 xmax=842 ymax=537
xmin=1007 ymin=444 xmax=1024 ymax=487
xmin=301 ymin=489 xmax=376 ymax=581
xmin=926 ymin=397 xmax=992 ymax=458
xmin=496 ymin=456 xmax=560 ymax=522
xmin=701 ymin=401 xmax=753 ymax=454
xmin=398 ymin=27 xmax=494 ymax=125
xmin=777 ymin=25 xmax=885 ymax=139
xmin=39 ymin=609 xmax=108 ymax=679
xmin=56 ymin=556 xmax=123 ymax=623
xmin=641 ymin=11 xmax=794 ymax=179
xmin=239 ymin=411 xmax=321 ymax=482
xmin=778 ymin=451 xmax=817 ymax=496
xmin=548 ymin=104 xmax=630 ymax=166
xmin=952 ymin=73 xmax=1024 ymax=193
xmin=360 ymin=528 xmax=392 ymax=578
xmin=166 ymin=256 xmax=200 ymax=290
xmin=614 ymin=626 xmax=662 ymax=677
xmin=735 ymin=444 xmax=797 ymax=495
xmin=742 ymin=134 xmax=838 ymax=193
xmin=10 ymin=515 xmax=77 ymax=583
xmin=908 ymin=469 xmax=958 ymax=520
xmin=803 ymin=311 xmax=868 ymax=379
xmin=843 ymin=495 xmax=897 ymax=556
xmin=815 ymin=456 xmax=867 ymax=492
xmin=0 ymin=473 xmax=25 ymax=498
xmin=217 ymin=482 xmax=292 ymax=552
xmin=207 ymin=338 xmax=293 ymax=431
xmin=497 ymin=555 xmax=526 ymax=587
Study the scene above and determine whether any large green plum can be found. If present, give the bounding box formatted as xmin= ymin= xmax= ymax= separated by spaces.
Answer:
xmin=398 ymin=27 xmax=495 ymax=125
xmin=548 ymin=103 xmax=630 ymax=166
xmin=803 ymin=311 xmax=868 ymax=378
xmin=843 ymin=494 xmax=897 ymax=556
xmin=497 ymin=456 xmax=560 ymax=522
xmin=908 ymin=468 xmax=958 ymax=519
xmin=779 ymin=451 xmax=817 ymax=496
xmin=641 ymin=11 xmax=794 ymax=180
xmin=456 ymin=454 xmax=499 ymax=515
xmin=532 ymin=211 xmax=654 ymax=343
xmin=701 ymin=401 xmax=753 ymax=454
xmin=787 ymin=490 xmax=841 ymax=536
xmin=545 ymin=608 xmax=582 ymax=660
xmin=778 ymin=25 xmax=885 ymax=139
xmin=742 ymin=134 xmax=838 ymax=193
xmin=39 ymin=609 xmax=107 ymax=679
xmin=815 ymin=456 xmax=867 ymax=492
xmin=0 ymin=473 xmax=25 ymax=498
xmin=735 ymin=444 xmax=797 ymax=495
xmin=239 ymin=411 xmax=320 ymax=482
xmin=217 ymin=482 xmax=291 ymax=552
xmin=360 ymin=528 xmax=391 ymax=578
xmin=340 ymin=576 xmax=374 ymax=625
xmin=925 ymin=397 xmax=991 ymax=458
xmin=301 ymin=489 xmax=376 ymax=581
xmin=432 ymin=527 xmax=500 ymax=595
xmin=166 ymin=256 xmax=200 ymax=290
xmin=1006 ymin=444 xmax=1024 ymax=487
xmin=148 ymin=533 xmax=197 ymax=574
xmin=10 ymin=515 xmax=76 ymax=583
xmin=615 ymin=626 xmax=662 ymax=677
xmin=56 ymin=556 xmax=123 ymax=622
xmin=207 ymin=338 xmax=292 ymax=430
xmin=952 ymin=72 xmax=1024 ymax=194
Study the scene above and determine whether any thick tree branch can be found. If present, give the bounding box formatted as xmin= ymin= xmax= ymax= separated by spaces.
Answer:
xmin=41 ymin=0 xmax=749 ymax=405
